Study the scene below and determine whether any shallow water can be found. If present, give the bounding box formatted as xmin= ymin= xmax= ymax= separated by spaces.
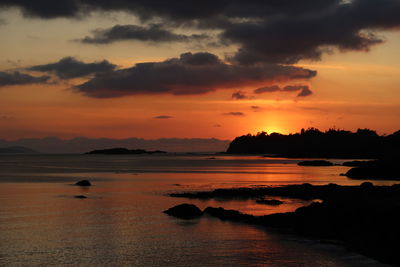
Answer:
xmin=0 ymin=154 xmax=395 ymax=266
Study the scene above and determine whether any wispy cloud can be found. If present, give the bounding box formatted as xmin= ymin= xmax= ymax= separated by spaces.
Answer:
xmin=223 ymin=112 xmax=245 ymax=116
xmin=154 ymin=115 xmax=173 ymax=119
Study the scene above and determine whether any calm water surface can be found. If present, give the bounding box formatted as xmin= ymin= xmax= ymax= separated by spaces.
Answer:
xmin=0 ymin=154 xmax=395 ymax=266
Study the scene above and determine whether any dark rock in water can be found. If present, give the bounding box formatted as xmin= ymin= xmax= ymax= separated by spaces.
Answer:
xmin=360 ymin=182 xmax=374 ymax=188
xmin=163 ymin=204 xmax=203 ymax=219
xmin=75 ymin=180 xmax=91 ymax=186
xmin=256 ymin=198 xmax=283 ymax=205
xmin=74 ymin=195 xmax=87 ymax=199
xmin=298 ymin=160 xmax=333 ymax=166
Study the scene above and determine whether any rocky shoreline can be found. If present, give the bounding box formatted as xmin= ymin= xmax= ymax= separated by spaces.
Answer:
xmin=166 ymin=183 xmax=400 ymax=265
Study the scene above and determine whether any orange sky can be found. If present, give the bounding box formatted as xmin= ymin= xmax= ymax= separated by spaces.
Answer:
xmin=0 ymin=7 xmax=399 ymax=140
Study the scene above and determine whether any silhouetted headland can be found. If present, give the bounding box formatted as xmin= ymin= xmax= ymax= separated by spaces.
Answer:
xmin=226 ymin=128 xmax=400 ymax=159
xmin=167 ymin=183 xmax=400 ymax=264
xmin=85 ymin=148 xmax=167 ymax=155
xmin=345 ymin=159 xmax=399 ymax=180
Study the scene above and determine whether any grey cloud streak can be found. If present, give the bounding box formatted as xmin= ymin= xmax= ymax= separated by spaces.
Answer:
xmin=154 ymin=115 xmax=173 ymax=119
xmin=29 ymin=57 xmax=117 ymax=79
xmin=254 ymin=85 xmax=313 ymax=97
xmin=0 ymin=71 xmax=50 ymax=87
xmin=80 ymin=24 xmax=209 ymax=44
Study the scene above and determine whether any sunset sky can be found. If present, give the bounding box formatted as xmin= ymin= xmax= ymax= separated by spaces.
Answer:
xmin=0 ymin=0 xmax=399 ymax=140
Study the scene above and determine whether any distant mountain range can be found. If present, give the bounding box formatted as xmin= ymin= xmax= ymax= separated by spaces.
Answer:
xmin=0 ymin=146 xmax=38 ymax=154
xmin=85 ymin=148 xmax=167 ymax=155
xmin=0 ymin=137 xmax=230 ymax=154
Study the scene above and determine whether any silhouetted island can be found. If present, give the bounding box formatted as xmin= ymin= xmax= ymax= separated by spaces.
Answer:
xmin=167 ymin=183 xmax=400 ymax=264
xmin=226 ymin=128 xmax=400 ymax=158
xmin=85 ymin=148 xmax=167 ymax=155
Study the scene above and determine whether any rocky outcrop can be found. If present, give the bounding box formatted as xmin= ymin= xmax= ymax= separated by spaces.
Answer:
xmin=75 ymin=180 xmax=91 ymax=186
xmin=163 ymin=203 xmax=203 ymax=219
xmin=74 ymin=195 xmax=87 ymax=199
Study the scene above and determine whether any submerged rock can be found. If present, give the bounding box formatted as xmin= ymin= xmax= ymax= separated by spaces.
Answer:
xmin=75 ymin=180 xmax=91 ymax=186
xmin=163 ymin=204 xmax=203 ymax=219
xmin=298 ymin=160 xmax=334 ymax=166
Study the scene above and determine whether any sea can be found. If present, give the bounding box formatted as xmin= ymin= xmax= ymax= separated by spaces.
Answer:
xmin=0 ymin=154 xmax=396 ymax=266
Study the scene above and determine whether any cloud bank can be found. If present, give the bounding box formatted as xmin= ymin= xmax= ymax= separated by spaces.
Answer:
xmin=74 ymin=52 xmax=316 ymax=98
xmin=2 ymin=0 xmax=399 ymax=65
xmin=2 ymin=0 xmax=399 ymax=98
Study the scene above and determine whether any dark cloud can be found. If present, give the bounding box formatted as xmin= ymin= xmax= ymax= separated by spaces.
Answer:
xmin=214 ymin=124 xmax=222 ymax=127
xmin=223 ymin=112 xmax=244 ymax=116
xmin=254 ymin=84 xmax=313 ymax=97
xmin=0 ymin=0 xmax=339 ymax=20
xmin=74 ymin=52 xmax=316 ymax=98
xmin=28 ymin=57 xmax=117 ymax=79
xmin=2 ymin=1 xmax=400 ymax=66
xmin=0 ymin=71 xmax=50 ymax=87
xmin=80 ymin=24 xmax=208 ymax=44
xmin=250 ymin=106 xmax=260 ymax=110
xmin=154 ymin=115 xmax=173 ymax=119
xmin=254 ymin=85 xmax=280 ymax=94
xmin=0 ymin=0 xmax=80 ymax=19
xmin=297 ymin=87 xmax=313 ymax=97
xmin=282 ymin=85 xmax=307 ymax=92
xmin=282 ymin=85 xmax=313 ymax=97
xmin=231 ymin=90 xmax=248 ymax=100
xmin=224 ymin=0 xmax=400 ymax=64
